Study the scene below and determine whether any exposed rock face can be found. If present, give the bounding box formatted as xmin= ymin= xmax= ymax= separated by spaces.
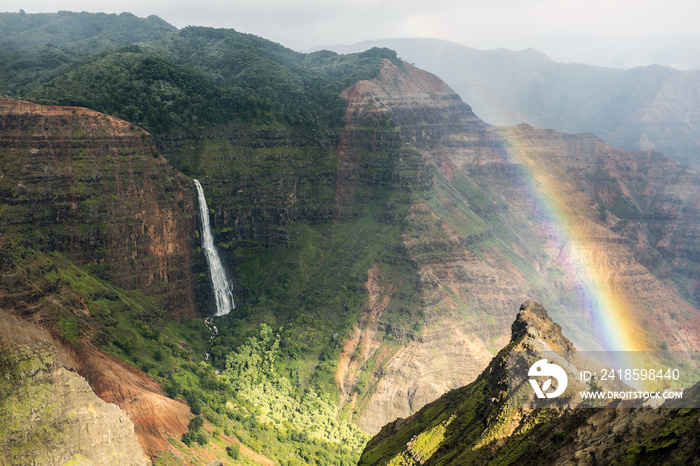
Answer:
xmin=510 ymin=300 xmax=576 ymax=352
xmin=328 ymin=39 xmax=700 ymax=168
xmin=359 ymin=301 xmax=700 ymax=465
xmin=0 ymin=98 xmax=204 ymax=316
xmin=337 ymin=61 xmax=516 ymax=434
xmin=0 ymin=268 xmax=191 ymax=460
xmin=337 ymin=60 xmax=700 ymax=434
xmin=78 ymin=343 xmax=192 ymax=458
xmin=163 ymin=126 xmax=339 ymax=252
xmin=0 ymin=99 xmax=197 ymax=458
xmin=497 ymin=124 xmax=700 ymax=350
xmin=0 ymin=337 xmax=150 ymax=465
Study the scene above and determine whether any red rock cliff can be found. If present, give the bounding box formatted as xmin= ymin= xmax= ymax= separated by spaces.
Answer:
xmin=0 ymin=98 xmax=202 ymax=316
xmin=337 ymin=60 xmax=700 ymax=434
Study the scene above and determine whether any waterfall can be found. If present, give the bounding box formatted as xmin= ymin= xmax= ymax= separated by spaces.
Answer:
xmin=194 ymin=180 xmax=235 ymax=316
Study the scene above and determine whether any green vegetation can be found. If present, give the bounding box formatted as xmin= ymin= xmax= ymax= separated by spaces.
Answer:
xmin=7 ymin=20 xmax=401 ymax=139
xmin=4 ymin=11 xmax=697 ymax=466
xmin=57 ymin=317 xmax=80 ymax=346
xmin=0 ymin=11 xmax=422 ymax=463
xmin=226 ymin=443 xmax=240 ymax=459
xmin=0 ymin=11 xmax=176 ymax=97
xmin=181 ymin=416 xmax=208 ymax=447
xmin=0 ymin=241 xmax=369 ymax=463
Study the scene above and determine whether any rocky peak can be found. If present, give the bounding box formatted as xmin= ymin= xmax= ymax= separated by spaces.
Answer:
xmin=341 ymin=59 xmax=485 ymax=139
xmin=510 ymin=300 xmax=576 ymax=352
xmin=360 ymin=302 xmax=700 ymax=465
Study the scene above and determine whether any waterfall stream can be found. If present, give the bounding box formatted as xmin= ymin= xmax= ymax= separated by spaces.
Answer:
xmin=194 ymin=179 xmax=235 ymax=317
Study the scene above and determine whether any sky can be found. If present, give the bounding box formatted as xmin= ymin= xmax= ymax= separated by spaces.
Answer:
xmin=4 ymin=0 xmax=700 ymax=66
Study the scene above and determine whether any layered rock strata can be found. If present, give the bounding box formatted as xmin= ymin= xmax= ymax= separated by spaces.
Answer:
xmin=336 ymin=60 xmax=700 ymax=434
xmin=0 ymin=98 xmax=203 ymax=315
xmin=0 ymin=99 xmax=198 ymax=458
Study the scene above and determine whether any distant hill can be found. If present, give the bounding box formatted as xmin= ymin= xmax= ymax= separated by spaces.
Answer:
xmin=0 ymin=10 xmax=175 ymax=48
xmin=317 ymin=38 xmax=700 ymax=168
xmin=0 ymin=11 xmax=177 ymax=96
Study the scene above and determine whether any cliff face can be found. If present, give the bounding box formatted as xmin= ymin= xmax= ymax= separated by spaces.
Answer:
xmin=161 ymin=126 xmax=339 ymax=250
xmin=331 ymin=40 xmax=700 ymax=168
xmin=0 ymin=98 xmax=203 ymax=316
xmin=337 ymin=61 xmax=516 ymax=434
xmin=0 ymin=99 xmax=199 ymax=458
xmin=497 ymin=124 xmax=700 ymax=349
xmin=336 ymin=60 xmax=700 ymax=434
xmin=0 ymin=337 xmax=150 ymax=465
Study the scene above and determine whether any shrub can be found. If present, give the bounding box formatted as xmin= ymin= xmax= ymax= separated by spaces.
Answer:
xmin=181 ymin=431 xmax=196 ymax=446
xmin=195 ymin=431 xmax=209 ymax=445
xmin=188 ymin=415 xmax=204 ymax=431
xmin=226 ymin=443 xmax=241 ymax=459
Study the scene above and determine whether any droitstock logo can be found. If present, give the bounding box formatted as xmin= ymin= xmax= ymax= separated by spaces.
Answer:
xmin=528 ymin=359 xmax=568 ymax=399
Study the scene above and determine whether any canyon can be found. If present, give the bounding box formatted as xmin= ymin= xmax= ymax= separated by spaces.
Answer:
xmin=0 ymin=12 xmax=698 ymax=464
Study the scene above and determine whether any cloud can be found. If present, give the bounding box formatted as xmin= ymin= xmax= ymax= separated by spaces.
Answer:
xmin=3 ymin=0 xmax=699 ymax=51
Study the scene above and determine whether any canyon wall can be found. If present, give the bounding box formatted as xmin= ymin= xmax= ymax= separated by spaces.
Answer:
xmin=1 ymin=57 xmax=698 ymax=459
xmin=0 ymin=99 xmax=200 ymax=458
xmin=336 ymin=60 xmax=700 ymax=433
xmin=0 ymin=98 xmax=204 ymax=316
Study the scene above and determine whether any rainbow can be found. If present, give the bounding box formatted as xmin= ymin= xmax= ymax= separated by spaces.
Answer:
xmin=496 ymin=129 xmax=649 ymax=352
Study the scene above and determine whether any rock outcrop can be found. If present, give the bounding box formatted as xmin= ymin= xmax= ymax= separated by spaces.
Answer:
xmin=359 ymin=301 xmax=700 ymax=465
xmin=0 ymin=337 xmax=150 ymax=465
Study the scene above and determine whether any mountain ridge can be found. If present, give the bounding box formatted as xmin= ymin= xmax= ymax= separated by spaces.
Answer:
xmin=359 ymin=301 xmax=700 ymax=465
xmin=319 ymin=37 xmax=700 ymax=168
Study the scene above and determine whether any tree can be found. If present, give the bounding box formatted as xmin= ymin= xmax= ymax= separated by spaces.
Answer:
xmin=188 ymin=415 xmax=204 ymax=431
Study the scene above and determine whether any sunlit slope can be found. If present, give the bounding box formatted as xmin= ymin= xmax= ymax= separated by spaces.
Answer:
xmin=359 ymin=301 xmax=700 ymax=465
